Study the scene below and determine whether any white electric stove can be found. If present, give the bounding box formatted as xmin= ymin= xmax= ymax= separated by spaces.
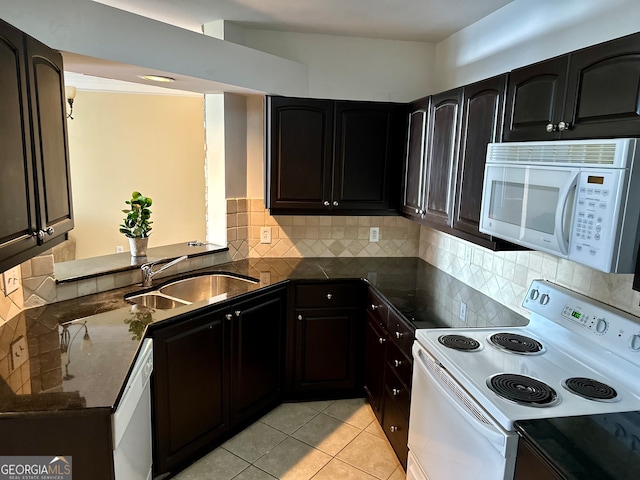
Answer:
xmin=407 ymin=279 xmax=640 ymax=480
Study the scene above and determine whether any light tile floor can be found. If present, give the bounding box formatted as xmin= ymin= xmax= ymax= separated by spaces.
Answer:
xmin=174 ymin=398 xmax=406 ymax=480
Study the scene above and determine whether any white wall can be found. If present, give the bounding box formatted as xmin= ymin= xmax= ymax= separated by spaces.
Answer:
xmin=67 ymin=91 xmax=206 ymax=259
xmin=239 ymin=29 xmax=436 ymax=102
xmin=435 ymin=0 xmax=640 ymax=90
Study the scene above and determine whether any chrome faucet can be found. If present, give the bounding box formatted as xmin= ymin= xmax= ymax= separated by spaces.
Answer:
xmin=141 ymin=255 xmax=188 ymax=287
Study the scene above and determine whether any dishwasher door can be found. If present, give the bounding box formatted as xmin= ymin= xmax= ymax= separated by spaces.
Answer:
xmin=113 ymin=339 xmax=153 ymax=480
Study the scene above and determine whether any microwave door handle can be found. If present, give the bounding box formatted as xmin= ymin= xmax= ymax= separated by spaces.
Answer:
xmin=414 ymin=348 xmax=508 ymax=456
xmin=556 ymin=173 xmax=579 ymax=256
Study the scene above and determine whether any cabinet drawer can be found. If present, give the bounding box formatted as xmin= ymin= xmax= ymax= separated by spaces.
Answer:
xmin=386 ymin=340 xmax=412 ymax=389
xmin=384 ymin=363 xmax=411 ymax=417
xmin=367 ymin=289 xmax=388 ymax=329
xmin=295 ymin=282 xmax=363 ymax=308
xmin=387 ymin=309 xmax=414 ymax=355
xmin=382 ymin=388 xmax=409 ymax=470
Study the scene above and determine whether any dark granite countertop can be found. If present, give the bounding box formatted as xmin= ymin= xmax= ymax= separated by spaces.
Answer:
xmin=515 ymin=412 xmax=640 ymax=479
xmin=0 ymin=257 xmax=527 ymax=416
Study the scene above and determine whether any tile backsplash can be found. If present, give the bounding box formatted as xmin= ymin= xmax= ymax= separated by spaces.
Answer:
xmin=418 ymin=225 xmax=640 ymax=318
xmin=2 ymin=201 xmax=639 ymax=325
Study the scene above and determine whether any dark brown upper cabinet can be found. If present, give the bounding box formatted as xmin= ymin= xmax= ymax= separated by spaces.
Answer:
xmin=422 ymin=88 xmax=463 ymax=228
xmin=401 ymin=96 xmax=430 ymax=219
xmin=503 ymin=56 xmax=568 ymax=141
xmin=0 ymin=19 xmax=73 ymax=273
xmin=504 ymin=31 xmax=640 ymax=141
xmin=453 ymin=75 xmax=515 ymax=249
xmin=266 ymin=95 xmax=406 ymax=215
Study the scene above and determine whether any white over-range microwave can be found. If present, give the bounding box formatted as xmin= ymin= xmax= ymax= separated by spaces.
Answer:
xmin=479 ymin=138 xmax=640 ymax=273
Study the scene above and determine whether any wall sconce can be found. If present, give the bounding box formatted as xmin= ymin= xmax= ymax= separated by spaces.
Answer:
xmin=65 ymin=86 xmax=77 ymax=120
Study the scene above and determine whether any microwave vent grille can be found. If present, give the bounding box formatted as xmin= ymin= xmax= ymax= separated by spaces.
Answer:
xmin=487 ymin=143 xmax=618 ymax=165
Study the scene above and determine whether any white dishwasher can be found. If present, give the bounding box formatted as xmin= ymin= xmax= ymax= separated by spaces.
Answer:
xmin=113 ymin=339 xmax=153 ymax=480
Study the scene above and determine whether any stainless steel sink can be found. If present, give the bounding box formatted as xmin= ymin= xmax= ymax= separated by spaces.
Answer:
xmin=125 ymin=292 xmax=190 ymax=310
xmin=159 ymin=274 xmax=258 ymax=303
xmin=125 ymin=273 xmax=259 ymax=309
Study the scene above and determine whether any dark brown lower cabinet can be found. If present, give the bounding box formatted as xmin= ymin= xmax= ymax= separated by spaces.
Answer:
xmin=364 ymin=287 xmax=413 ymax=469
xmin=0 ymin=410 xmax=114 ymax=480
xmin=514 ymin=436 xmax=563 ymax=480
xmin=288 ymin=281 xmax=366 ymax=398
xmin=152 ymin=307 xmax=229 ymax=476
xmin=152 ymin=286 xmax=286 ymax=477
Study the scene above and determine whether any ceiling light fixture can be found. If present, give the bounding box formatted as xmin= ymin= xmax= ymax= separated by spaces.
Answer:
xmin=65 ymin=86 xmax=76 ymax=120
xmin=139 ymin=75 xmax=176 ymax=83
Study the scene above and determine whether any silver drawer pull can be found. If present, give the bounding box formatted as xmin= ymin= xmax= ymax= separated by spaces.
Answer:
xmin=392 ymin=388 xmax=401 ymax=396
xmin=298 ymin=314 xmax=303 ymax=321
xmin=395 ymin=331 xmax=404 ymax=339
xmin=390 ymin=425 xmax=399 ymax=433
xmin=225 ymin=314 xmax=233 ymax=320
xmin=327 ymin=293 xmax=333 ymax=300
xmin=371 ymin=304 xmax=378 ymax=311
xmin=378 ymin=337 xmax=386 ymax=344
xmin=394 ymin=359 xmax=403 ymax=367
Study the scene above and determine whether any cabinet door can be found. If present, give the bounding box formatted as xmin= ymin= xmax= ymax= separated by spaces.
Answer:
xmin=153 ymin=309 xmax=228 ymax=475
xmin=266 ymin=96 xmax=333 ymax=212
xmin=0 ymin=21 xmax=38 ymax=272
xmin=453 ymin=75 xmax=506 ymax=241
xmin=293 ymin=307 xmax=361 ymax=394
xmin=229 ymin=288 xmax=285 ymax=425
xmin=402 ymin=96 xmax=430 ymax=219
xmin=364 ymin=312 xmax=387 ymax=421
xmin=562 ymin=32 xmax=640 ymax=139
xmin=503 ymin=56 xmax=568 ymax=141
xmin=382 ymin=386 xmax=409 ymax=470
xmin=514 ymin=436 xmax=563 ymax=480
xmin=25 ymin=36 xmax=73 ymax=244
xmin=423 ymin=88 xmax=463 ymax=228
xmin=333 ymin=102 xmax=405 ymax=212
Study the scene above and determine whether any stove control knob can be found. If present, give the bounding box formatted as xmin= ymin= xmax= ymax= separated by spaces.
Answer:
xmin=540 ymin=293 xmax=550 ymax=305
xmin=629 ymin=334 xmax=640 ymax=352
xmin=529 ymin=289 xmax=540 ymax=301
xmin=594 ymin=318 xmax=608 ymax=334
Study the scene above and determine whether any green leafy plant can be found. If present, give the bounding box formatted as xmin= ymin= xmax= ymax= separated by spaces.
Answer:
xmin=119 ymin=191 xmax=153 ymax=238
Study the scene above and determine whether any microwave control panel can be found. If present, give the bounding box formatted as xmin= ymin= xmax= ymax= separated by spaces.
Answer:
xmin=568 ymin=169 xmax=623 ymax=271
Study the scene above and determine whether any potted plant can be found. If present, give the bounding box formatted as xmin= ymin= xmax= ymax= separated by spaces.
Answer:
xmin=119 ymin=191 xmax=153 ymax=257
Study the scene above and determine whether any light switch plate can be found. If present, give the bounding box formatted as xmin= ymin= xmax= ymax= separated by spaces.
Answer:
xmin=2 ymin=266 xmax=20 ymax=295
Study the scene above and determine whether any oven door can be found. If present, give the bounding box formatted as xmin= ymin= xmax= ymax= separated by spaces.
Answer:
xmin=479 ymin=164 xmax=579 ymax=256
xmin=408 ymin=343 xmax=517 ymax=480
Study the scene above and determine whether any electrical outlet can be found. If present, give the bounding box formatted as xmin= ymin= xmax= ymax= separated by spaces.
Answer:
xmin=260 ymin=227 xmax=272 ymax=244
xmin=115 ymin=245 xmax=124 ymax=253
xmin=2 ymin=266 xmax=20 ymax=295
xmin=260 ymin=271 xmax=271 ymax=285
xmin=464 ymin=246 xmax=472 ymax=265
xmin=10 ymin=336 xmax=28 ymax=371
xmin=369 ymin=227 xmax=380 ymax=243
xmin=459 ymin=302 xmax=467 ymax=322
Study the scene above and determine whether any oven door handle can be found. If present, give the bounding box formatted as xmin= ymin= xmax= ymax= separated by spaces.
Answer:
xmin=415 ymin=347 xmax=509 ymax=457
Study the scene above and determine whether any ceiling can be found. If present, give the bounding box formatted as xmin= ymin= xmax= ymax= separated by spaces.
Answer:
xmin=68 ymin=0 xmax=513 ymax=94
xmin=92 ymin=0 xmax=513 ymax=42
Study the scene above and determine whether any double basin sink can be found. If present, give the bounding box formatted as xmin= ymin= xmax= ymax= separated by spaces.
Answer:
xmin=125 ymin=273 xmax=259 ymax=310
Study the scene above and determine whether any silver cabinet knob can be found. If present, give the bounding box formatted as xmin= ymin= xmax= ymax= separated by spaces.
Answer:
xmin=332 ymin=201 xmax=339 ymax=207
xmin=326 ymin=293 xmax=333 ymax=300
xmin=225 ymin=313 xmax=233 ymax=320
xmin=371 ymin=304 xmax=378 ymax=311
xmin=378 ymin=337 xmax=386 ymax=344
xmin=392 ymin=388 xmax=401 ymax=396
xmin=235 ymin=310 xmax=241 ymax=317
xmin=36 ymin=227 xmax=55 ymax=242
xmin=298 ymin=314 xmax=303 ymax=321
xmin=415 ymin=208 xmax=420 ymax=214
xmin=394 ymin=359 xmax=403 ymax=367
xmin=323 ymin=201 xmax=330 ymax=206
xmin=558 ymin=121 xmax=571 ymax=131
xmin=546 ymin=123 xmax=557 ymax=132
xmin=395 ymin=331 xmax=404 ymax=339
xmin=390 ymin=426 xmax=399 ymax=433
